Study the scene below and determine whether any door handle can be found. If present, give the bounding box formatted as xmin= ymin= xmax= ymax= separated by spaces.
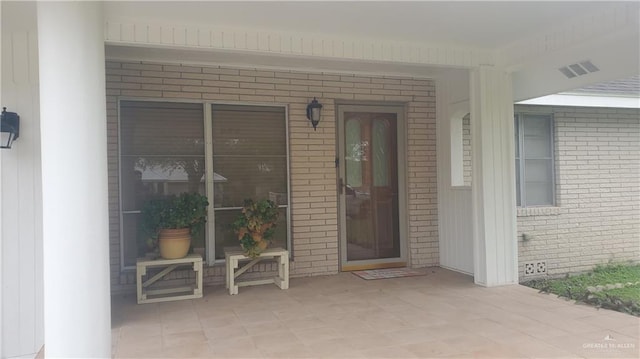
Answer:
xmin=338 ymin=178 xmax=344 ymax=195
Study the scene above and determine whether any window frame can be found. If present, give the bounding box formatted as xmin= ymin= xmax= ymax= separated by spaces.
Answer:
xmin=515 ymin=112 xmax=556 ymax=208
xmin=117 ymin=98 xmax=291 ymax=270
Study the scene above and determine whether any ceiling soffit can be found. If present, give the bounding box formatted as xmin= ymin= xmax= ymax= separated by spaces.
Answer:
xmin=103 ymin=2 xmax=639 ymax=98
xmin=104 ymin=19 xmax=496 ymax=69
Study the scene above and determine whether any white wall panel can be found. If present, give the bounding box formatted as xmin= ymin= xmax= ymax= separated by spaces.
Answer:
xmin=1 ymin=2 xmax=44 ymax=357
xmin=436 ymin=72 xmax=474 ymax=275
xmin=470 ymin=66 xmax=518 ymax=286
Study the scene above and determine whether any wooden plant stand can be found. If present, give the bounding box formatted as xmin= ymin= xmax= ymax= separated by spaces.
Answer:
xmin=136 ymin=254 xmax=203 ymax=304
xmin=225 ymin=247 xmax=289 ymax=295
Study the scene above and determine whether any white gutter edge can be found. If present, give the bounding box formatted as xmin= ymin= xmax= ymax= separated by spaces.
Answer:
xmin=517 ymin=94 xmax=640 ymax=108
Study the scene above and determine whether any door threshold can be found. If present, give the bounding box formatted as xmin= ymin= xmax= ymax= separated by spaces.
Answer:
xmin=342 ymin=262 xmax=406 ymax=272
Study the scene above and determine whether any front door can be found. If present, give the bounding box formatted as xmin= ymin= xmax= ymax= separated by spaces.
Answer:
xmin=338 ymin=105 xmax=406 ymax=271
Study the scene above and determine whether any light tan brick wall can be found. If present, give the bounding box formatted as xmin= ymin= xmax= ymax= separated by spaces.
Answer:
xmin=516 ymin=105 xmax=640 ymax=279
xmin=106 ymin=61 xmax=438 ymax=291
xmin=462 ymin=115 xmax=472 ymax=186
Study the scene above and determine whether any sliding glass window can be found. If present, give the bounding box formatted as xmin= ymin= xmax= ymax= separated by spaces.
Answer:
xmin=210 ymin=104 xmax=288 ymax=259
xmin=119 ymin=101 xmax=205 ymax=267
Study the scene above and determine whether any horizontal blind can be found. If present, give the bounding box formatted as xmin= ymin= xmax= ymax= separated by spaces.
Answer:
xmin=121 ymin=101 xmax=205 ymax=156
xmin=212 ymin=105 xmax=286 ymax=156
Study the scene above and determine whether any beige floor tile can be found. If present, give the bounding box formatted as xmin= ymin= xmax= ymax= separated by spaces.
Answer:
xmin=260 ymin=344 xmax=315 ymax=358
xmin=236 ymin=309 xmax=280 ymax=324
xmin=611 ymin=324 xmax=640 ymax=338
xmin=204 ymin=324 xmax=249 ymax=343
xmin=243 ymin=319 xmax=293 ymax=336
xmin=209 ymin=336 xmax=256 ymax=350
xmin=326 ymin=319 xmax=379 ymax=338
xmin=251 ymin=331 xmax=302 ymax=351
xmin=210 ymin=344 xmax=263 ymax=358
xmin=344 ymin=333 xmax=398 ymax=351
xmin=305 ymin=338 xmax=357 ymax=356
xmin=458 ymin=345 xmax=527 ymax=359
xmin=161 ymin=317 xmax=202 ymax=335
xmin=114 ymin=335 xmax=163 ymax=357
xmin=442 ymin=334 xmax=502 ymax=353
xmin=118 ymin=323 xmax=163 ymax=340
xmin=506 ymin=335 xmax=583 ymax=358
xmin=293 ymin=326 xmax=341 ymax=345
xmin=162 ymin=330 xmax=207 ymax=349
xmin=199 ymin=313 xmax=242 ymax=328
xmin=403 ymin=339 xmax=468 ymax=358
xmin=516 ymin=321 xmax=572 ymax=340
xmin=111 ymin=270 xmax=639 ymax=359
xmin=280 ymin=316 xmax=327 ymax=331
xmin=384 ymin=327 xmax=443 ymax=346
xmin=361 ymin=345 xmax=420 ymax=358
xmin=162 ymin=342 xmax=213 ymax=358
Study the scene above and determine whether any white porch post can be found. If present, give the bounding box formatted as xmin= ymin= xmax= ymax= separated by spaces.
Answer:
xmin=470 ymin=66 xmax=519 ymax=287
xmin=37 ymin=2 xmax=110 ymax=357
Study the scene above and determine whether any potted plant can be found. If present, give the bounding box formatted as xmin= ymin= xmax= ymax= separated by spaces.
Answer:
xmin=141 ymin=192 xmax=209 ymax=259
xmin=231 ymin=199 xmax=280 ymax=258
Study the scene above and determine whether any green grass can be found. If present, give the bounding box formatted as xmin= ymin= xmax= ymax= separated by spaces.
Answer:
xmin=524 ymin=263 xmax=640 ymax=316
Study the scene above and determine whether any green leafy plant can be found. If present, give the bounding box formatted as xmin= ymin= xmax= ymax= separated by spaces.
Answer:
xmin=524 ymin=262 xmax=640 ymax=316
xmin=231 ymin=199 xmax=280 ymax=258
xmin=141 ymin=192 xmax=209 ymax=250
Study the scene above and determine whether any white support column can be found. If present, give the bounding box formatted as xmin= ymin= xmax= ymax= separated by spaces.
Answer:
xmin=37 ymin=2 xmax=111 ymax=357
xmin=470 ymin=66 xmax=518 ymax=287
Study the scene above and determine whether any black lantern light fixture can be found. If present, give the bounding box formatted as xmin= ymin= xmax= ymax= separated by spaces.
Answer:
xmin=306 ymin=97 xmax=322 ymax=131
xmin=1 ymin=107 xmax=20 ymax=149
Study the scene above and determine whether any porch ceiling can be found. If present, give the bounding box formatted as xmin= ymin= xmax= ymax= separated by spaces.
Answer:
xmin=104 ymin=1 xmax=639 ymax=100
xmin=104 ymin=2 xmax=613 ymax=48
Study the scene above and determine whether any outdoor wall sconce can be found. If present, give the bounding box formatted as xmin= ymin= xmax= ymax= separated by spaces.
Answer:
xmin=1 ymin=107 xmax=20 ymax=149
xmin=306 ymin=97 xmax=323 ymax=131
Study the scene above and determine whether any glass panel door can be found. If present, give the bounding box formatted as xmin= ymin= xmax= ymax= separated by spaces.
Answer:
xmin=339 ymin=106 xmax=404 ymax=269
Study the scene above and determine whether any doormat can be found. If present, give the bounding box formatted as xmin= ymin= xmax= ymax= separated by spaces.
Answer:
xmin=352 ymin=268 xmax=427 ymax=280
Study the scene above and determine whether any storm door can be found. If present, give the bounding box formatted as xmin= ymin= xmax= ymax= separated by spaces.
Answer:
xmin=338 ymin=105 xmax=406 ymax=270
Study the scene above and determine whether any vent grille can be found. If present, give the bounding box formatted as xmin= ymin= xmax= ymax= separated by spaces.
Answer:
xmin=523 ymin=260 xmax=547 ymax=277
xmin=559 ymin=60 xmax=599 ymax=79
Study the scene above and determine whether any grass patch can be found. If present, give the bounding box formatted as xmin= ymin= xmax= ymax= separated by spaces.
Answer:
xmin=523 ymin=263 xmax=640 ymax=316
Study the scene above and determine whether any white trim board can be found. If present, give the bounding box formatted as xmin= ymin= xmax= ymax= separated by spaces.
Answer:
xmin=517 ymin=94 xmax=640 ymax=109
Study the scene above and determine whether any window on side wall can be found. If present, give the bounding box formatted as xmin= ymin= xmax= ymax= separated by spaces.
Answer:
xmin=515 ymin=113 xmax=555 ymax=207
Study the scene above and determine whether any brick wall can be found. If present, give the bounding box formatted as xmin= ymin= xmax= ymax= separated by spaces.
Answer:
xmin=516 ymin=105 xmax=640 ymax=278
xmin=462 ymin=115 xmax=472 ymax=186
xmin=106 ymin=61 xmax=438 ymax=291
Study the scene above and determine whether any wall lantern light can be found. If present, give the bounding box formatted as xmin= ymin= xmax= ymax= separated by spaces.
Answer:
xmin=306 ymin=97 xmax=322 ymax=131
xmin=1 ymin=107 xmax=20 ymax=149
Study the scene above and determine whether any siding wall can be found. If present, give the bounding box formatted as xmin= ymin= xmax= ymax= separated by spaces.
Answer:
xmin=106 ymin=61 xmax=438 ymax=291
xmin=516 ymin=105 xmax=640 ymax=278
xmin=1 ymin=2 xmax=44 ymax=357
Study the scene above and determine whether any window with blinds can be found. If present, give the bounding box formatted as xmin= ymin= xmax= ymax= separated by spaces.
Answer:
xmin=515 ymin=113 xmax=555 ymax=207
xmin=118 ymin=101 xmax=289 ymax=266
xmin=211 ymin=104 xmax=289 ymax=259
xmin=120 ymin=101 xmax=205 ymax=267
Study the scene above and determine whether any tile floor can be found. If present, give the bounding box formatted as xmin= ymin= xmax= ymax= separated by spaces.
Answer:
xmin=111 ymin=268 xmax=639 ymax=358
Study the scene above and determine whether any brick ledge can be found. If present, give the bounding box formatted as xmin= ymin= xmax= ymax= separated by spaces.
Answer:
xmin=517 ymin=206 xmax=562 ymax=217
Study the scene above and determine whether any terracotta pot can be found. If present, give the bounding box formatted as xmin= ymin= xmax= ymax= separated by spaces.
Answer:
xmin=158 ymin=228 xmax=191 ymax=259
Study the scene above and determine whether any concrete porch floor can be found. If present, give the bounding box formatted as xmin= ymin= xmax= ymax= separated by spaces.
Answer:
xmin=111 ymin=268 xmax=639 ymax=358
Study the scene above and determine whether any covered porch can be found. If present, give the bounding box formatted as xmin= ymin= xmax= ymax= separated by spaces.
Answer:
xmin=111 ymin=269 xmax=639 ymax=358
xmin=2 ymin=1 xmax=639 ymax=358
